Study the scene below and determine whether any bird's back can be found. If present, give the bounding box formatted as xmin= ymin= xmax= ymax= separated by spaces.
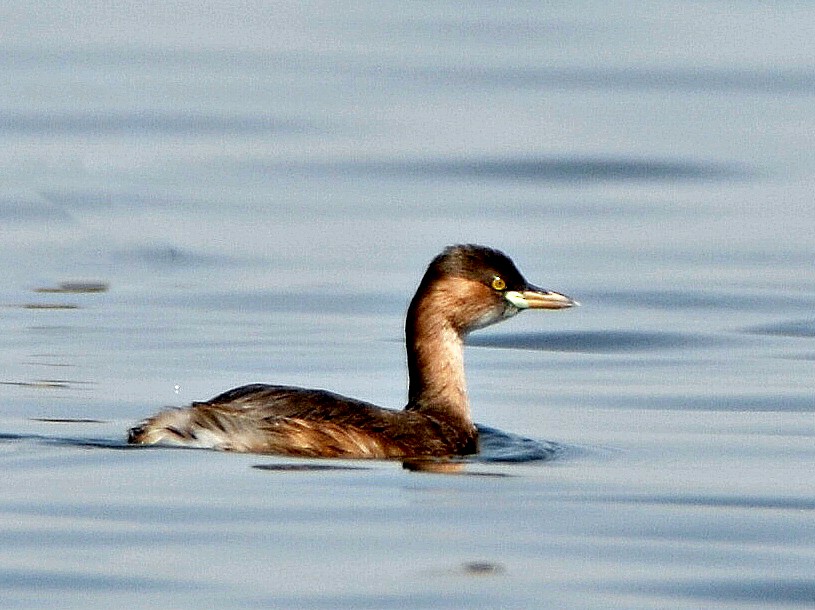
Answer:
xmin=128 ymin=384 xmax=477 ymax=458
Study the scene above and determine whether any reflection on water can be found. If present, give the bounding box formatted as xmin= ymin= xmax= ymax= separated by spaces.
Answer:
xmin=253 ymin=463 xmax=372 ymax=473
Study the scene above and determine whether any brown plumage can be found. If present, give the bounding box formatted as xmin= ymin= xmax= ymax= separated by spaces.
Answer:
xmin=128 ymin=244 xmax=576 ymax=458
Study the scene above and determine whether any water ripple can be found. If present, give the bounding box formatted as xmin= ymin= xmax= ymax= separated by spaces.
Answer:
xmin=433 ymin=66 xmax=815 ymax=94
xmin=579 ymin=493 xmax=815 ymax=511
xmin=586 ymin=289 xmax=815 ymax=311
xmin=475 ymin=425 xmax=562 ymax=462
xmin=277 ymin=156 xmax=742 ymax=183
xmin=471 ymin=330 xmax=707 ymax=353
xmin=629 ymin=578 xmax=815 ymax=605
xmin=0 ymin=112 xmax=309 ymax=135
xmin=599 ymin=394 xmax=815 ymax=413
xmin=744 ymin=319 xmax=815 ymax=338
xmin=0 ymin=568 xmax=198 ymax=593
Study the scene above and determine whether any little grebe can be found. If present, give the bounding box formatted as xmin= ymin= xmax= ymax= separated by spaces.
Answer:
xmin=128 ymin=244 xmax=576 ymax=458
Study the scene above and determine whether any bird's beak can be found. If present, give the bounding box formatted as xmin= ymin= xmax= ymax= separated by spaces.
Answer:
xmin=504 ymin=286 xmax=578 ymax=310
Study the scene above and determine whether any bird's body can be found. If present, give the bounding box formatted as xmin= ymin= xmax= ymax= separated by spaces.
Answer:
xmin=129 ymin=384 xmax=477 ymax=458
xmin=128 ymin=244 xmax=576 ymax=458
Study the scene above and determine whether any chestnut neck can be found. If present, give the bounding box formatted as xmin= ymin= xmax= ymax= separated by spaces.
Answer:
xmin=404 ymin=279 xmax=473 ymax=425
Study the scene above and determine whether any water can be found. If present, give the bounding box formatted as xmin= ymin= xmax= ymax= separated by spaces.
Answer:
xmin=2 ymin=1 xmax=815 ymax=608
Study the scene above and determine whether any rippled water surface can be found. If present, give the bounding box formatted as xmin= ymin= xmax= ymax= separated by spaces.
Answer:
xmin=2 ymin=2 xmax=814 ymax=608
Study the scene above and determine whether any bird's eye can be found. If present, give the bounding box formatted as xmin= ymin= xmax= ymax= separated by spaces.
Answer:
xmin=491 ymin=276 xmax=506 ymax=291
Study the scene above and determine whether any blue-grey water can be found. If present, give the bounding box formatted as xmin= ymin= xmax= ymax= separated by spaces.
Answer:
xmin=2 ymin=2 xmax=815 ymax=608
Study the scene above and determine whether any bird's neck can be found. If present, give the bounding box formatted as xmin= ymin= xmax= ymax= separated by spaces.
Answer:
xmin=404 ymin=284 xmax=471 ymax=425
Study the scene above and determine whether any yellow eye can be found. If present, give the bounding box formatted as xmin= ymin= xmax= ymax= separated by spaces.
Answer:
xmin=491 ymin=276 xmax=506 ymax=291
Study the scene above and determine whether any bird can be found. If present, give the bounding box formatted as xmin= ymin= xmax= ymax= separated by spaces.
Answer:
xmin=128 ymin=244 xmax=576 ymax=458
